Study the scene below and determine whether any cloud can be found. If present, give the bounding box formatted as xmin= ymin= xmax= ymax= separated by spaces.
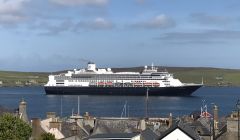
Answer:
xmin=190 ymin=13 xmax=231 ymax=25
xmin=155 ymin=30 xmax=240 ymax=45
xmin=0 ymin=0 xmax=29 ymax=14
xmin=29 ymin=20 xmax=74 ymax=35
xmin=0 ymin=53 xmax=84 ymax=72
xmin=129 ymin=14 xmax=176 ymax=29
xmin=50 ymin=0 xmax=108 ymax=6
xmin=0 ymin=0 xmax=29 ymax=24
xmin=136 ymin=0 xmax=145 ymax=4
xmin=31 ymin=17 xmax=113 ymax=35
xmin=75 ymin=17 xmax=114 ymax=31
xmin=0 ymin=14 xmax=25 ymax=24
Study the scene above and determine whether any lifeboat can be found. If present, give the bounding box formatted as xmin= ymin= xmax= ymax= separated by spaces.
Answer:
xmin=105 ymin=82 xmax=113 ymax=85
xmin=143 ymin=82 xmax=160 ymax=87
xmin=97 ymin=82 xmax=105 ymax=85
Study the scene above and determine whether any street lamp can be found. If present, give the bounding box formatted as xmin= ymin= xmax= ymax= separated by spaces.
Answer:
xmin=236 ymin=99 xmax=240 ymax=140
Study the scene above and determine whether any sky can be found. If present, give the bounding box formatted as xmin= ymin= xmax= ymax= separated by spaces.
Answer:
xmin=0 ymin=0 xmax=240 ymax=72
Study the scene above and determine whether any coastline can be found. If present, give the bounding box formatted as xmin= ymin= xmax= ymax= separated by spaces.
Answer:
xmin=1 ymin=66 xmax=240 ymax=87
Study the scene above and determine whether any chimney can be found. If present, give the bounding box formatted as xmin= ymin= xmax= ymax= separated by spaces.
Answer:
xmin=49 ymin=120 xmax=62 ymax=131
xmin=139 ymin=119 xmax=146 ymax=130
xmin=31 ymin=118 xmax=43 ymax=139
xmin=19 ymin=98 xmax=28 ymax=123
xmin=46 ymin=112 xmax=56 ymax=119
xmin=213 ymin=105 xmax=219 ymax=130
xmin=71 ymin=124 xmax=78 ymax=136
xmin=168 ymin=113 xmax=173 ymax=128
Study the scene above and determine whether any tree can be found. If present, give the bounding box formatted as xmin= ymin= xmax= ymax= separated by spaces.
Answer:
xmin=41 ymin=133 xmax=56 ymax=140
xmin=0 ymin=113 xmax=32 ymax=140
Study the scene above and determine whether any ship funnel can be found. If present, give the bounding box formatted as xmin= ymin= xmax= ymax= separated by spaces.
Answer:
xmin=87 ymin=62 xmax=96 ymax=71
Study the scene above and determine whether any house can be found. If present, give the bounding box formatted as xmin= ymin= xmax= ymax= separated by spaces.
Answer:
xmin=214 ymin=111 xmax=238 ymax=140
xmin=158 ymin=121 xmax=200 ymax=140
xmin=31 ymin=112 xmax=95 ymax=140
xmin=189 ymin=118 xmax=211 ymax=139
xmin=40 ymin=117 xmax=64 ymax=139
xmin=31 ymin=112 xmax=64 ymax=140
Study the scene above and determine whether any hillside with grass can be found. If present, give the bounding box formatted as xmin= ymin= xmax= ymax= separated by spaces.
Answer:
xmin=0 ymin=66 xmax=240 ymax=87
xmin=167 ymin=67 xmax=240 ymax=86
xmin=0 ymin=71 xmax=48 ymax=87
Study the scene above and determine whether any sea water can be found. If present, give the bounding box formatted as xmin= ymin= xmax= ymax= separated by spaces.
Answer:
xmin=0 ymin=86 xmax=239 ymax=119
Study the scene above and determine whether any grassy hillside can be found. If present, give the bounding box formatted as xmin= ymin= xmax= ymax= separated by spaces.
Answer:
xmin=0 ymin=67 xmax=240 ymax=87
xmin=0 ymin=71 xmax=48 ymax=87
xmin=166 ymin=67 xmax=240 ymax=86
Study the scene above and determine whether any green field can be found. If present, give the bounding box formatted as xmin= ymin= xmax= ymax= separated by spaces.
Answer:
xmin=0 ymin=71 xmax=48 ymax=87
xmin=166 ymin=67 xmax=240 ymax=86
xmin=0 ymin=67 xmax=240 ymax=87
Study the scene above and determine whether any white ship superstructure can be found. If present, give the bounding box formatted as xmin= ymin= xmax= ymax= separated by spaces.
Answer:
xmin=46 ymin=62 xmax=186 ymax=88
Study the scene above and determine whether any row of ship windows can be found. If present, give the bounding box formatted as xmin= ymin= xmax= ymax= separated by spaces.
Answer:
xmin=68 ymin=80 xmax=112 ymax=82
xmin=57 ymin=80 xmax=170 ymax=83
xmin=55 ymin=78 xmax=166 ymax=81
xmin=55 ymin=76 xmax=168 ymax=79
xmin=66 ymin=80 xmax=166 ymax=82
xmin=71 ymin=76 xmax=166 ymax=79
xmin=63 ymin=76 xmax=167 ymax=77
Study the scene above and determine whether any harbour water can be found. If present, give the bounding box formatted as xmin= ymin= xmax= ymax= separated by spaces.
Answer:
xmin=0 ymin=86 xmax=239 ymax=119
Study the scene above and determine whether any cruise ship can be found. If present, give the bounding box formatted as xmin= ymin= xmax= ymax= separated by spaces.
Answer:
xmin=44 ymin=62 xmax=202 ymax=96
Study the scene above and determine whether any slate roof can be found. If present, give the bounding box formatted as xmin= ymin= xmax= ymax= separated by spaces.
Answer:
xmin=189 ymin=120 xmax=211 ymax=136
xmin=141 ymin=128 xmax=159 ymax=140
xmin=61 ymin=121 xmax=89 ymax=139
xmin=88 ymin=133 xmax=140 ymax=139
xmin=84 ymin=124 xmax=94 ymax=134
xmin=61 ymin=135 xmax=81 ymax=140
xmin=158 ymin=121 xmax=201 ymax=140
xmin=92 ymin=119 xmax=139 ymax=134
xmin=215 ymin=124 xmax=227 ymax=139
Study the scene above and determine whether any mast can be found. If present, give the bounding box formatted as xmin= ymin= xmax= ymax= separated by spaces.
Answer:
xmin=128 ymin=105 xmax=129 ymax=117
xmin=125 ymin=101 xmax=127 ymax=117
xmin=60 ymin=96 xmax=63 ymax=117
xmin=145 ymin=88 xmax=149 ymax=118
xmin=121 ymin=101 xmax=128 ymax=118
xmin=77 ymin=96 xmax=80 ymax=115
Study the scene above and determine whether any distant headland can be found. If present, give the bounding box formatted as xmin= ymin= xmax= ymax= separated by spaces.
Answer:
xmin=0 ymin=66 xmax=239 ymax=87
